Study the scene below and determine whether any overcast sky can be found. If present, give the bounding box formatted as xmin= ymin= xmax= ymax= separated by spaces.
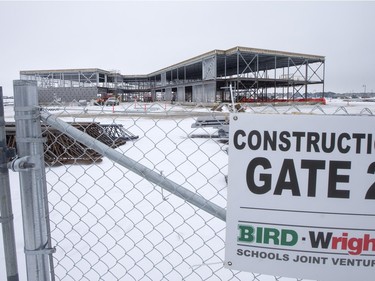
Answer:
xmin=0 ymin=1 xmax=374 ymax=95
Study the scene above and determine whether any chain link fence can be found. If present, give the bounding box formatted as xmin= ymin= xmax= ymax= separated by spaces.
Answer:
xmin=43 ymin=102 xmax=232 ymax=281
xmin=3 ymin=88 xmax=375 ymax=280
xmin=41 ymin=100 xmax=374 ymax=281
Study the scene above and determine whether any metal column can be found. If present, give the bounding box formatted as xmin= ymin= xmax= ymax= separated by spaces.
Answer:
xmin=0 ymin=87 xmax=19 ymax=281
xmin=305 ymin=60 xmax=308 ymax=98
xmin=13 ymin=80 xmax=54 ymax=281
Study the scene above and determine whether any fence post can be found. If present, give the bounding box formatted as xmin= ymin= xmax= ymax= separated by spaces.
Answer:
xmin=13 ymin=80 xmax=54 ymax=281
xmin=0 ymin=87 xmax=19 ymax=281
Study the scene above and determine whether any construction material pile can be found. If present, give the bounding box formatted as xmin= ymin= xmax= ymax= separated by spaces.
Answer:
xmin=5 ymin=122 xmax=138 ymax=165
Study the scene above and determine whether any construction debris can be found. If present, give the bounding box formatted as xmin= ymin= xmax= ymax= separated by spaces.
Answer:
xmin=191 ymin=115 xmax=229 ymax=140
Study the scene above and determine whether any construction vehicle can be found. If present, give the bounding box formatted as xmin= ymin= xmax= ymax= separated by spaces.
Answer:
xmin=105 ymin=97 xmax=120 ymax=106
xmin=94 ymin=93 xmax=118 ymax=106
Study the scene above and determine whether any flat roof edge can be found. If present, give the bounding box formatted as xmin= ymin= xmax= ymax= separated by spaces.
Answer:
xmin=229 ymin=46 xmax=325 ymax=60
xmin=147 ymin=49 xmax=219 ymax=77
xmin=20 ymin=68 xmax=113 ymax=75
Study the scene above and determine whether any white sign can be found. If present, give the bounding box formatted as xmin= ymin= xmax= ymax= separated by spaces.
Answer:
xmin=225 ymin=113 xmax=375 ymax=281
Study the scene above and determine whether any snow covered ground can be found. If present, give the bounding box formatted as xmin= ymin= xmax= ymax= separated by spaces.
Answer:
xmin=1 ymin=99 xmax=374 ymax=280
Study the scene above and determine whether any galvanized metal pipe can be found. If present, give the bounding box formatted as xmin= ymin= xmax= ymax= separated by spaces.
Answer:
xmin=0 ymin=86 xmax=19 ymax=281
xmin=40 ymin=110 xmax=227 ymax=222
xmin=13 ymin=80 xmax=53 ymax=281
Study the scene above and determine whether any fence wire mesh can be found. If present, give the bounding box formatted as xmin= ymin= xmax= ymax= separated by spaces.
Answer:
xmin=33 ymin=100 xmax=374 ymax=281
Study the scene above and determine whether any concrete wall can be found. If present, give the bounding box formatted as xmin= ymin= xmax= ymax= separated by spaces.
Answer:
xmin=193 ymin=82 xmax=216 ymax=103
xmin=38 ymin=87 xmax=99 ymax=103
xmin=177 ymin=86 xmax=185 ymax=102
xmin=164 ymin=88 xmax=172 ymax=101
xmin=159 ymin=82 xmax=217 ymax=103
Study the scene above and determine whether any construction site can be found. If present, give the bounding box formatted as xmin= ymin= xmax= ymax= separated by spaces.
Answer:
xmin=19 ymin=46 xmax=325 ymax=105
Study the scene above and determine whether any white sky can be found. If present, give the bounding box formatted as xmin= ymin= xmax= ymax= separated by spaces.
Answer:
xmin=0 ymin=1 xmax=374 ymax=95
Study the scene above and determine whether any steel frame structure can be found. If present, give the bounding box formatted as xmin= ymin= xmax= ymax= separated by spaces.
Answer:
xmin=20 ymin=46 xmax=325 ymax=103
xmin=20 ymin=68 xmax=124 ymax=90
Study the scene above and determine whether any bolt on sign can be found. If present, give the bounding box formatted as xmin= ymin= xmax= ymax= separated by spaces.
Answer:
xmin=225 ymin=113 xmax=375 ymax=281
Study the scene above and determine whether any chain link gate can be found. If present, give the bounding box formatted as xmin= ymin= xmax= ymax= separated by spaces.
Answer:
xmin=5 ymin=81 xmax=375 ymax=280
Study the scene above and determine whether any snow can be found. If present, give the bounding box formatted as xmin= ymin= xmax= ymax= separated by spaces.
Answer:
xmin=1 ymin=99 xmax=375 ymax=280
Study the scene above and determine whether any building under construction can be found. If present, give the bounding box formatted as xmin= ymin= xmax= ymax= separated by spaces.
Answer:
xmin=20 ymin=46 xmax=325 ymax=104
